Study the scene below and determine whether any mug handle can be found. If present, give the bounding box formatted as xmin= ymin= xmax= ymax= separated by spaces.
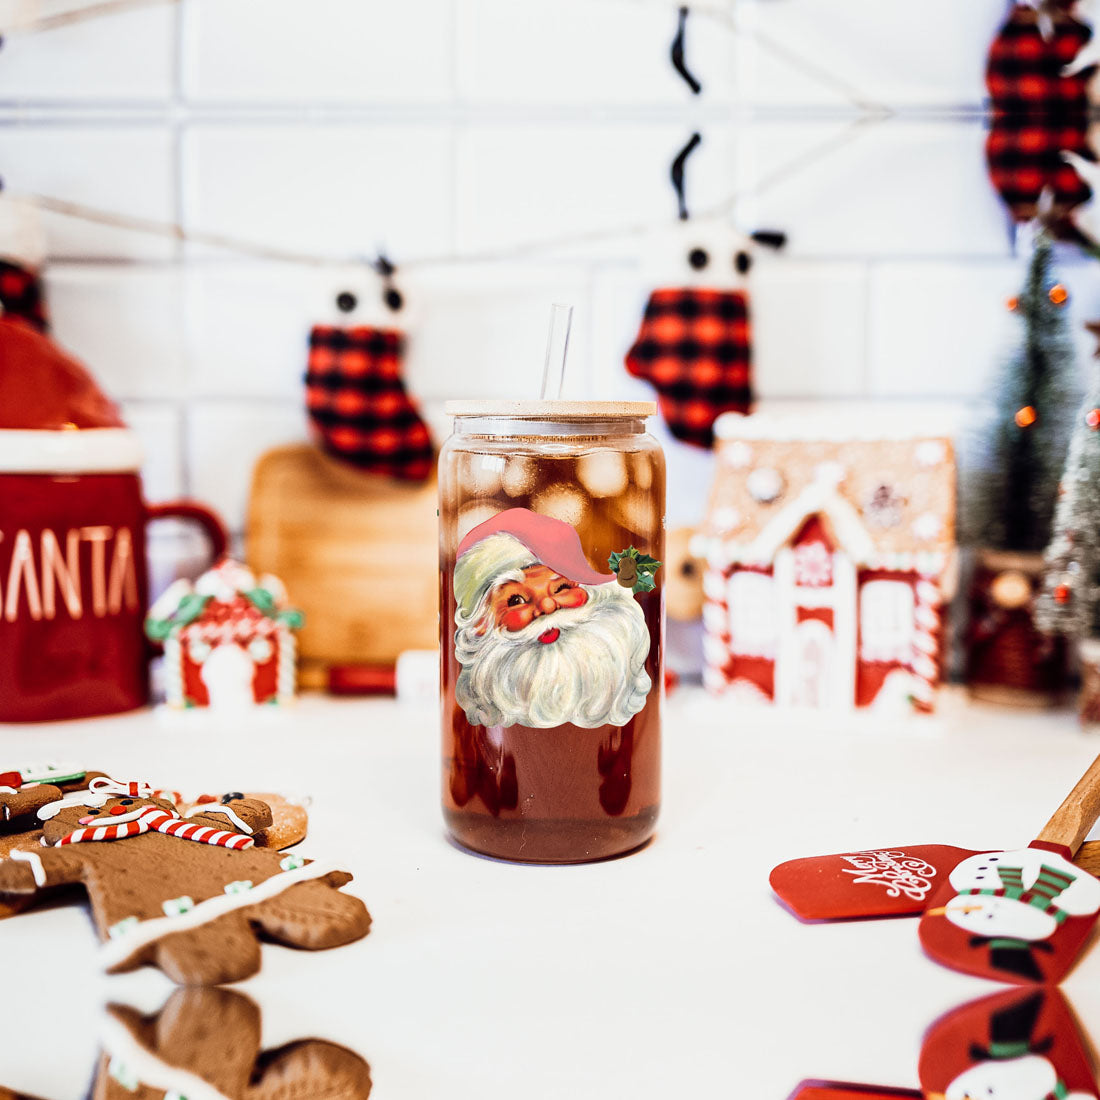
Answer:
xmin=146 ymin=499 xmax=229 ymax=564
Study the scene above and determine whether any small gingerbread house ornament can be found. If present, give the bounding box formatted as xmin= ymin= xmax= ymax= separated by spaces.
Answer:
xmin=699 ymin=409 xmax=957 ymax=712
xmin=146 ymin=559 xmax=303 ymax=710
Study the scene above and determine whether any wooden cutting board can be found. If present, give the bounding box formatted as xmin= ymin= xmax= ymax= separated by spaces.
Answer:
xmin=246 ymin=444 xmax=438 ymax=688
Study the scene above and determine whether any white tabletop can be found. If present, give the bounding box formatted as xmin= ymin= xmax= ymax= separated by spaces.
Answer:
xmin=2 ymin=687 xmax=1100 ymax=1098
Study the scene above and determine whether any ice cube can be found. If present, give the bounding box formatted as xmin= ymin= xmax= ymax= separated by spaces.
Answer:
xmin=502 ymin=456 xmax=537 ymax=498
xmin=613 ymin=489 xmax=656 ymax=538
xmin=457 ymin=501 xmax=504 ymax=543
xmin=533 ymin=485 xmax=586 ymax=527
xmin=464 ymin=452 xmax=504 ymax=497
xmin=631 ymin=452 xmax=654 ymax=491
xmin=578 ymin=451 xmax=627 ymax=498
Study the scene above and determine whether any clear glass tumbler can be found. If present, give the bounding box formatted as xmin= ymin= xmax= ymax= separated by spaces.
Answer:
xmin=439 ymin=400 xmax=664 ymax=863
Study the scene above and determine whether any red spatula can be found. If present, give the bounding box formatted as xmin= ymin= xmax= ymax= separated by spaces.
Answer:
xmin=918 ymin=754 xmax=1100 ymax=983
xmin=786 ymin=1084 xmax=920 ymax=1100
xmin=918 ymin=987 xmax=1098 ymax=1099
xmin=771 ymin=753 xmax=1100 ymax=924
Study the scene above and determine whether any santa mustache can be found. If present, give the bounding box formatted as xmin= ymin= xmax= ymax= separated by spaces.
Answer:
xmin=483 ymin=599 xmax=600 ymax=646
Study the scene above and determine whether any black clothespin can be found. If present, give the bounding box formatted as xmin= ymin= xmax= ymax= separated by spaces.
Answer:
xmin=372 ymin=252 xmax=404 ymax=313
xmin=335 ymin=253 xmax=404 ymax=314
xmin=670 ymin=7 xmax=702 ymax=95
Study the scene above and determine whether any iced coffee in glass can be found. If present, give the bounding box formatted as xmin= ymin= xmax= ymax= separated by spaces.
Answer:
xmin=439 ymin=400 xmax=664 ymax=863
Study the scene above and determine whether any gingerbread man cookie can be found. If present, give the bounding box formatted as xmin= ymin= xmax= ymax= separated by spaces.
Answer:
xmin=0 ymin=791 xmax=370 ymax=986
xmin=94 ymin=987 xmax=372 ymax=1099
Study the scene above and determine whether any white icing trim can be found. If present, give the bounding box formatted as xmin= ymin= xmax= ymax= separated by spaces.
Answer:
xmin=99 ymin=859 xmax=341 ymax=971
xmin=18 ymin=762 xmax=85 ymax=784
xmin=10 ymin=849 xmax=46 ymax=886
xmin=38 ymin=778 xmax=154 ymax=821
xmin=184 ymin=803 xmax=254 ymax=835
xmin=747 ymin=481 xmax=874 ymax=566
xmin=0 ymin=428 xmax=142 ymax=473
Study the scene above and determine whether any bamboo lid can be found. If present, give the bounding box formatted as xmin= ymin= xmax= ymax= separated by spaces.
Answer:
xmin=444 ymin=400 xmax=656 ymax=418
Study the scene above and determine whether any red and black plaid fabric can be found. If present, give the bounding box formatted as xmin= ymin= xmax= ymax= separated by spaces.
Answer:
xmin=0 ymin=260 xmax=48 ymax=333
xmin=985 ymin=4 xmax=1097 ymax=237
xmin=305 ymin=325 xmax=433 ymax=481
xmin=624 ymin=287 xmax=751 ymax=449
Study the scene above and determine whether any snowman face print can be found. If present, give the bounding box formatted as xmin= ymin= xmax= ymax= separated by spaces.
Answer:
xmin=945 ymin=1054 xmax=1061 ymax=1100
xmin=943 ymin=893 xmax=1059 ymax=942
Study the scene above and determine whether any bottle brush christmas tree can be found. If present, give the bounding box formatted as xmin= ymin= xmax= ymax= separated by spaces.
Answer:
xmin=964 ymin=234 xmax=1081 ymax=551
xmin=962 ymin=233 xmax=1081 ymax=701
xmin=1037 ymin=333 xmax=1100 ymax=722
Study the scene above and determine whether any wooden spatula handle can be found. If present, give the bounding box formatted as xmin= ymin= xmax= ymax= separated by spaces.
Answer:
xmin=1074 ymin=840 xmax=1100 ymax=876
xmin=1035 ymin=752 xmax=1100 ymax=855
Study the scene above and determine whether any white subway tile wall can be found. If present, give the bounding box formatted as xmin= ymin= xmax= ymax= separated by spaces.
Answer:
xmin=6 ymin=0 xmax=1095 ymax=558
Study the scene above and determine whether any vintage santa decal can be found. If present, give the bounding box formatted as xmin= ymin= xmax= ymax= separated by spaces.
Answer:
xmin=452 ymin=508 xmax=657 ymax=730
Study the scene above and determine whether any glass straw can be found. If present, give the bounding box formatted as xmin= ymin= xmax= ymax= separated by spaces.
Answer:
xmin=539 ymin=303 xmax=573 ymax=400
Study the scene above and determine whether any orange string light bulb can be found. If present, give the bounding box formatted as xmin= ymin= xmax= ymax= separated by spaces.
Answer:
xmin=1015 ymin=405 xmax=1038 ymax=428
xmin=1049 ymin=284 xmax=1068 ymax=305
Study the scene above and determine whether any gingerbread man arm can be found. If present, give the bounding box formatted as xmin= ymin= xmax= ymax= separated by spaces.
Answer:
xmin=247 ymin=875 xmax=371 ymax=950
xmin=0 ymin=845 xmax=85 ymax=894
xmin=186 ymin=797 xmax=273 ymax=838
xmin=0 ymin=784 xmax=61 ymax=830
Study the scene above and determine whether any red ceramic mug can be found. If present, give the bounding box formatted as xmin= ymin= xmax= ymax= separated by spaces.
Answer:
xmin=0 ymin=428 xmax=227 ymax=722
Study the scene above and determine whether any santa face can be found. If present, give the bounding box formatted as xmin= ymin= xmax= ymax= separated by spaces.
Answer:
xmin=455 ymin=571 xmax=652 ymax=729
xmin=945 ymin=1054 xmax=1060 ymax=1100
xmin=944 ymin=894 xmax=1058 ymax=942
xmin=485 ymin=564 xmax=590 ymax=635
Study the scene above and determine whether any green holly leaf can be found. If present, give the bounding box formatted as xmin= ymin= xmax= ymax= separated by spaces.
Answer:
xmin=277 ymin=608 xmax=305 ymax=630
xmin=144 ymin=592 xmax=210 ymax=642
xmin=608 ymin=546 xmax=662 ymax=595
xmin=245 ymin=587 xmax=278 ymax=616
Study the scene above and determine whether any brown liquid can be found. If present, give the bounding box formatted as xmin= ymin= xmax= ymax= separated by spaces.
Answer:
xmin=440 ymin=437 xmax=663 ymax=863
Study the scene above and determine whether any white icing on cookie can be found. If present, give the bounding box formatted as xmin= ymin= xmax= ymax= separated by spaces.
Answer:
xmin=10 ymin=849 xmax=47 ymax=886
xmin=98 ymin=860 xmax=338 ymax=971
xmin=184 ymin=803 xmax=254 ymax=835
xmin=38 ymin=778 xmax=155 ymax=821
xmin=98 ymin=1013 xmax=228 ymax=1100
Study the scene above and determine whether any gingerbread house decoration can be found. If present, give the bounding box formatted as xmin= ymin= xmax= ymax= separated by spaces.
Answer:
xmin=699 ymin=409 xmax=957 ymax=712
xmin=145 ymin=559 xmax=303 ymax=710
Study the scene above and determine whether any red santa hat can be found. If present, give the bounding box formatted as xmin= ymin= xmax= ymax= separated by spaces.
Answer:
xmin=454 ymin=508 xmax=615 ymax=621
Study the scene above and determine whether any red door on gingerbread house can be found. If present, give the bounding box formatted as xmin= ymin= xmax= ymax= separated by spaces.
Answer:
xmin=774 ymin=516 xmax=856 ymax=710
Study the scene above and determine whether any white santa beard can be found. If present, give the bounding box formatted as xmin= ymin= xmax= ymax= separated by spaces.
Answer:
xmin=944 ymin=895 xmax=1058 ymax=942
xmin=946 ymin=1055 xmax=1059 ymax=1100
xmin=454 ymin=582 xmax=653 ymax=729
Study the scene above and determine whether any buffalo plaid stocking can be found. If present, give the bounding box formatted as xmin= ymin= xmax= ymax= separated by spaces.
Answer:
xmin=305 ymin=325 xmax=433 ymax=481
xmin=985 ymin=3 xmax=1097 ymax=237
xmin=0 ymin=260 xmax=48 ymax=333
xmin=625 ymin=288 xmax=752 ymax=448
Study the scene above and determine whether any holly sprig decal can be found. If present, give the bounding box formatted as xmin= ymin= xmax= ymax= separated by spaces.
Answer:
xmin=609 ymin=547 xmax=661 ymax=595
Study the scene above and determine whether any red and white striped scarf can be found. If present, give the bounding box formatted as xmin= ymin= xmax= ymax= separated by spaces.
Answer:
xmin=58 ymin=806 xmax=253 ymax=850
